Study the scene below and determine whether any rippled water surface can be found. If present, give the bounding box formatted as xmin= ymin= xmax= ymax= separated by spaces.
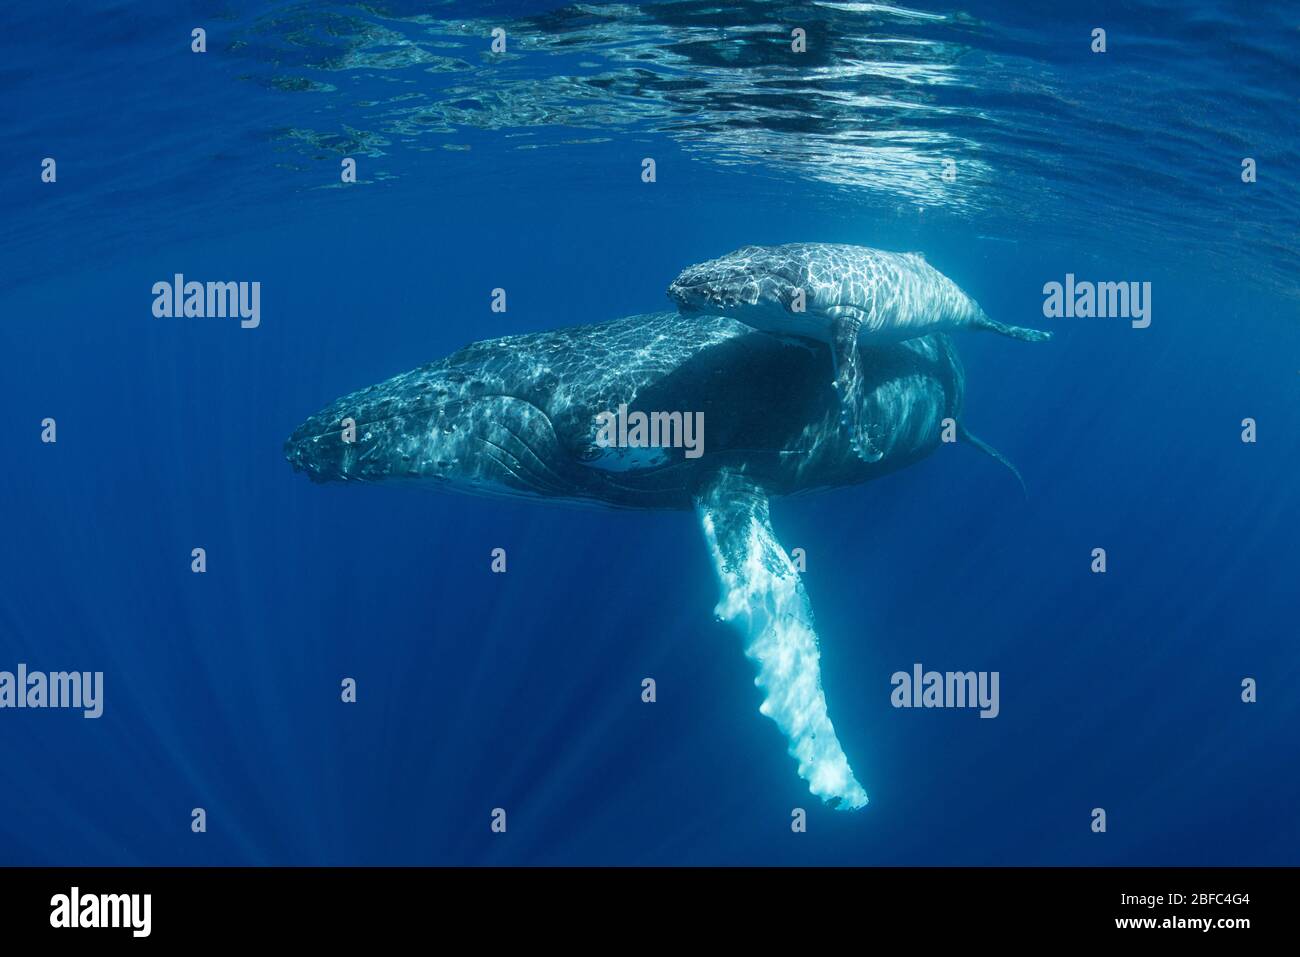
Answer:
xmin=8 ymin=1 xmax=1298 ymax=294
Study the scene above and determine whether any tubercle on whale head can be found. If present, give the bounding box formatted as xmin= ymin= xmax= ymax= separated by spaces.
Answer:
xmin=283 ymin=405 xmax=427 ymax=485
xmin=283 ymin=367 xmax=471 ymax=485
xmin=283 ymin=427 xmax=334 ymax=482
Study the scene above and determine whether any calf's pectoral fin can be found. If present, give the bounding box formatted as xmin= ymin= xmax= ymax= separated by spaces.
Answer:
xmin=974 ymin=314 xmax=1053 ymax=343
xmin=827 ymin=306 xmax=884 ymax=463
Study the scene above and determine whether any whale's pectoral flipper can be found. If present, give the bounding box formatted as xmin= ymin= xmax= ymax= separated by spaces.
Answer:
xmin=974 ymin=314 xmax=1053 ymax=343
xmin=827 ymin=306 xmax=883 ymax=463
xmin=695 ymin=469 xmax=868 ymax=810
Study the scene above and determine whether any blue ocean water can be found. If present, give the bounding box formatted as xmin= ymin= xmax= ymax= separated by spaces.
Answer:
xmin=2 ymin=0 xmax=1297 ymax=865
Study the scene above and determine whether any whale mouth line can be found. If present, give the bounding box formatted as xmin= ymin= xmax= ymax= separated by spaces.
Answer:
xmin=675 ymin=293 xmax=741 ymax=310
xmin=669 ymin=280 xmax=761 ymax=312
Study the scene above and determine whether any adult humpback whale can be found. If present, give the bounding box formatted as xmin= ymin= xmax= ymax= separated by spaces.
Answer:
xmin=667 ymin=243 xmax=1050 ymax=462
xmin=285 ymin=312 xmax=1012 ymax=809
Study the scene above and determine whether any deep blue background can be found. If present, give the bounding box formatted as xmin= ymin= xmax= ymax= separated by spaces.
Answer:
xmin=2 ymin=1 xmax=1297 ymax=864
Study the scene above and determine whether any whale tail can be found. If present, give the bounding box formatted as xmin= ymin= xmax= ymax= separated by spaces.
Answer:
xmin=958 ymin=424 xmax=1027 ymax=499
xmin=975 ymin=313 xmax=1052 ymax=343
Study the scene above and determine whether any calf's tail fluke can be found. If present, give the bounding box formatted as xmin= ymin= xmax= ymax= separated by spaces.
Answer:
xmin=958 ymin=424 xmax=1027 ymax=499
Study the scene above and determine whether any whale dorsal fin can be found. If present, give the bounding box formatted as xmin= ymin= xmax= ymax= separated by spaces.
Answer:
xmin=695 ymin=469 xmax=868 ymax=810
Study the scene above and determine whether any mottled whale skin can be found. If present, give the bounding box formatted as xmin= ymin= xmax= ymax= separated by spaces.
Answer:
xmin=667 ymin=242 xmax=1049 ymax=346
xmin=285 ymin=312 xmax=965 ymax=508
xmin=667 ymin=243 xmax=1049 ymax=462
xmin=286 ymin=311 xmax=999 ymax=811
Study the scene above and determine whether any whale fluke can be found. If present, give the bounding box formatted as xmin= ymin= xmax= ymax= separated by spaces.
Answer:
xmin=696 ymin=469 xmax=868 ymax=810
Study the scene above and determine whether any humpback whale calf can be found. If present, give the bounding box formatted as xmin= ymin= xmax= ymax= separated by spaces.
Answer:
xmin=667 ymin=243 xmax=1051 ymax=462
xmin=285 ymin=312 xmax=1017 ymax=810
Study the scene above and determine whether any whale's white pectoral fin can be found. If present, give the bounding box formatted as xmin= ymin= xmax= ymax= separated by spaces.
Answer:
xmin=695 ymin=470 xmax=868 ymax=810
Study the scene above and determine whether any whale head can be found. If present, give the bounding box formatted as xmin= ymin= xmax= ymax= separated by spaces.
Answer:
xmin=667 ymin=245 xmax=805 ymax=326
xmin=284 ymin=357 xmax=581 ymax=502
